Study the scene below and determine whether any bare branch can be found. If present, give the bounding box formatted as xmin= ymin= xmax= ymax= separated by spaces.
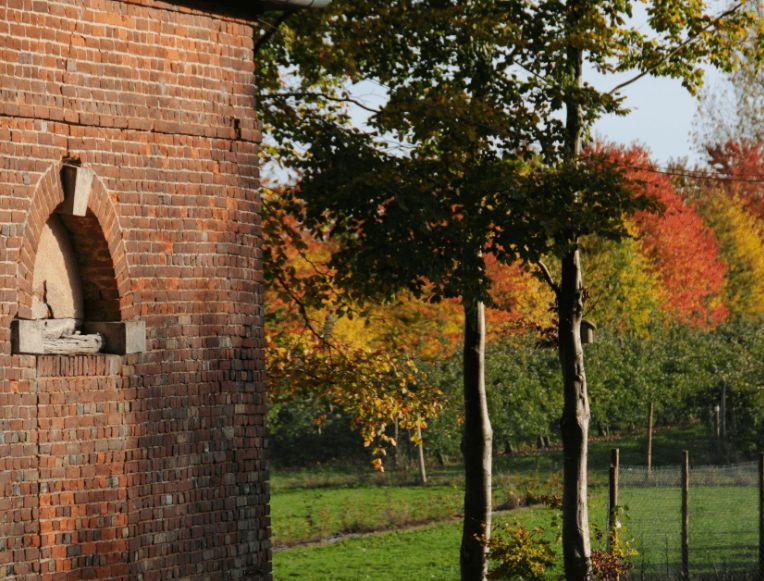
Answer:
xmin=608 ymin=2 xmax=744 ymax=96
xmin=537 ymin=260 xmax=560 ymax=296
xmin=257 ymin=91 xmax=381 ymax=113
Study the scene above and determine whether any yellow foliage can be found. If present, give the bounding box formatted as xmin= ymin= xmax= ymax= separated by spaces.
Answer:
xmin=696 ymin=192 xmax=764 ymax=320
xmin=582 ymin=225 xmax=664 ymax=336
xmin=266 ymin=332 xmax=443 ymax=468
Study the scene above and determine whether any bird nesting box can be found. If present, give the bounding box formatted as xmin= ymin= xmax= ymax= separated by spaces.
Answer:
xmin=581 ymin=319 xmax=596 ymax=344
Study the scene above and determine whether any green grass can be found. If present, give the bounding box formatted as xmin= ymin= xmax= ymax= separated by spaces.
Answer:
xmin=272 ymin=485 xmax=464 ymax=546
xmin=623 ymin=486 xmax=758 ymax=579
xmin=271 ymin=472 xmax=568 ymax=547
xmin=274 ymin=497 xmax=610 ymax=580
xmin=274 ymin=505 xmax=558 ymax=580
xmin=271 ymin=451 xmax=572 ymax=547
xmin=274 ymin=484 xmax=759 ymax=580
xmin=271 ymin=424 xmax=756 ymax=579
xmin=274 ymin=514 xmax=464 ymax=580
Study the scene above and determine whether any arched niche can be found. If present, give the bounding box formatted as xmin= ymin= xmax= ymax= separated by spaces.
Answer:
xmin=31 ymin=213 xmax=85 ymax=321
xmin=55 ymin=209 xmax=122 ymax=323
xmin=12 ymin=162 xmax=144 ymax=356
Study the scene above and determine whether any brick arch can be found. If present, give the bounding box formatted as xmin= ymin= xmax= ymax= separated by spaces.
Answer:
xmin=17 ymin=162 xmax=133 ymax=321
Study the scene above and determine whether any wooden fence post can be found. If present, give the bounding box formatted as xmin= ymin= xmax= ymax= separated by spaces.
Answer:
xmin=759 ymin=452 xmax=763 ymax=580
xmin=646 ymin=401 xmax=654 ymax=477
xmin=607 ymin=448 xmax=620 ymax=552
xmin=682 ymin=450 xmax=689 ymax=581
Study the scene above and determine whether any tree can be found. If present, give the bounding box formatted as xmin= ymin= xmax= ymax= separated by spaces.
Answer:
xmin=257 ymin=2 xmax=762 ymax=579
xmin=488 ymin=3 xmax=761 ymax=577
xmin=256 ymin=3 xmax=572 ymax=577
xmin=613 ymin=148 xmax=730 ymax=327
xmin=706 ymin=140 xmax=764 ymax=220
xmin=693 ymin=1 xmax=764 ymax=148
xmin=580 ymin=222 xmax=664 ymax=337
xmin=484 ymin=255 xmax=556 ymax=341
xmin=262 ymin=186 xmax=444 ymax=468
xmin=692 ymin=4 xmax=764 ymax=220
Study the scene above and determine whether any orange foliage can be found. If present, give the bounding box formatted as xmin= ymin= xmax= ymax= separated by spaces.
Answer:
xmin=484 ymin=255 xmax=555 ymax=341
xmin=611 ymin=147 xmax=728 ymax=327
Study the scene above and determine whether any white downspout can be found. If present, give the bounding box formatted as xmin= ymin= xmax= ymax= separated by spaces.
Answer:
xmin=261 ymin=0 xmax=331 ymax=9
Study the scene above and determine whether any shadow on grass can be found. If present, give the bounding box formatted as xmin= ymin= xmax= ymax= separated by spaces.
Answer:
xmin=272 ymin=423 xmax=720 ymax=493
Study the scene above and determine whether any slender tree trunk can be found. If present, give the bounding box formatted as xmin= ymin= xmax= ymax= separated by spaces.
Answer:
xmin=392 ymin=419 xmax=399 ymax=471
xmin=460 ymin=299 xmax=492 ymax=581
xmin=559 ymin=0 xmax=592 ymax=578
xmin=416 ymin=424 xmax=427 ymax=485
xmin=559 ymin=250 xmax=592 ymax=581
xmin=646 ymin=400 xmax=654 ymax=476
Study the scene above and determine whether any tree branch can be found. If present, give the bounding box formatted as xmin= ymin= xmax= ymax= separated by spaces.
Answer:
xmin=537 ymin=260 xmax=560 ymax=297
xmin=608 ymin=2 xmax=744 ymax=96
xmin=270 ymin=267 xmax=355 ymax=365
xmin=254 ymin=12 xmax=293 ymax=54
xmin=257 ymin=91 xmax=381 ymax=113
xmin=272 ymin=269 xmax=327 ymax=343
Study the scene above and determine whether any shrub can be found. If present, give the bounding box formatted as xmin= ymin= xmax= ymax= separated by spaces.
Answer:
xmin=591 ymin=505 xmax=637 ymax=581
xmin=482 ymin=522 xmax=556 ymax=580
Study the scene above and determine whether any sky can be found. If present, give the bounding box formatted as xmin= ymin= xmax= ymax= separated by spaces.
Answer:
xmin=266 ymin=72 xmax=722 ymax=183
xmin=346 ymin=67 xmax=723 ymax=169
xmin=589 ymin=66 xmax=723 ymax=167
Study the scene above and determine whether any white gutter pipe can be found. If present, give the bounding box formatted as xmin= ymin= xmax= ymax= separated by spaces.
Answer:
xmin=260 ymin=0 xmax=331 ymax=9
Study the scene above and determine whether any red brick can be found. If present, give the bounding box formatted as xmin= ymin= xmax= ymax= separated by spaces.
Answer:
xmin=0 ymin=0 xmax=266 ymax=579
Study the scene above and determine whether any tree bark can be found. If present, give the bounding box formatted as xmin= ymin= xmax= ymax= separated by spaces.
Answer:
xmin=460 ymin=299 xmax=492 ymax=581
xmin=559 ymin=250 xmax=592 ymax=581
xmin=559 ymin=0 xmax=592 ymax=577
xmin=646 ymin=400 xmax=654 ymax=476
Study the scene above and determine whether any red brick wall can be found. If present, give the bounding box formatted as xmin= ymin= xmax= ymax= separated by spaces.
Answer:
xmin=0 ymin=1 xmax=266 ymax=579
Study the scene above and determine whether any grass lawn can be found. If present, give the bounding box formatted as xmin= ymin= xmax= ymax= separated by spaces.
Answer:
xmin=270 ymin=425 xmax=710 ymax=546
xmin=271 ymin=467 xmax=568 ymax=547
xmin=623 ymin=485 xmax=758 ymax=579
xmin=274 ymin=515 xmax=465 ymax=580
xmin=271 ymin=424 xmax=757 ymax=579
xmin=272 ymin=504 xmax=594 ymax=580
xmin=274 ymin=485 xmax=759 ymax=580
xmin=272 ymin=485 xmax=464 ymax=546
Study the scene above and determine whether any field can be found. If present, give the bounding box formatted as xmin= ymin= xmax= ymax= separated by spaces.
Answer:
xmin=271 ymin=426 xmax=760 ymax=579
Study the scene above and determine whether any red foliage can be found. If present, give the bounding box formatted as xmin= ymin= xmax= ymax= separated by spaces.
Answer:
xmin=706 ymin=139 xmax=764 ymax=220
xmin=608 ymin=146 xmax=728 ymax=327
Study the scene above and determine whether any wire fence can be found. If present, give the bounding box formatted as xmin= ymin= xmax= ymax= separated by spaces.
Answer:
xmin=615 ymin=458 xmax=760 ymax=580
